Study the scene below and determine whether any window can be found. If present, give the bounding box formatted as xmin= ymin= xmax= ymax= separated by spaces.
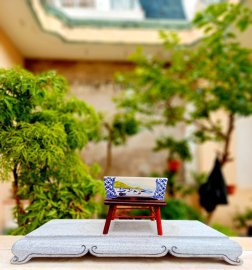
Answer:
xmin=110 ymin=0 xmax=137 ymax=10
xmin=61 ymin=0 xmax=95 ymax=8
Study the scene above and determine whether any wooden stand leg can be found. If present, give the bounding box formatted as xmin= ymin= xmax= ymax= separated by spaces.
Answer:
xmin=111 ymin=206 xmax=117 ymax=220
xmin=149 ymin=207 xmax=155 ymax=221
xmin=155 ymin=206 xmax=163 ymax=236
xmin=103 ymin=205 xmax=115 ymax=234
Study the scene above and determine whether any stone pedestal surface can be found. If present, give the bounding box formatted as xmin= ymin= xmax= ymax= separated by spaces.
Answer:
xmin=11 ymin=219 xmax=242 ymax=265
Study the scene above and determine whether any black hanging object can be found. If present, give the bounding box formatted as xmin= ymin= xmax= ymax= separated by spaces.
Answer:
xmin=199 ymin=158 xmax=228 ymax=213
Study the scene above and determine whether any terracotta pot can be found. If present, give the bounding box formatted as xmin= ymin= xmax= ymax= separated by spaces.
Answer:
xmin=167 ymin=159 xmax=181 ymax=172
xmin=227 ymin=184 xmax=236 ymax=195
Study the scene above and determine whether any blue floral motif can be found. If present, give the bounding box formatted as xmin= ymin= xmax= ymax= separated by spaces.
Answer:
xmin=104 ymin=176 xmax=117 ymax=199
xmin=153 ymin=178 xmax=168 ymax=200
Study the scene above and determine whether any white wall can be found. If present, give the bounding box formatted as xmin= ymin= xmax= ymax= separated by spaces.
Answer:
xmin=0 ymin=27 xmax=23 ymax=68
xmin=236 ymin=116 xmax=252 ymax=187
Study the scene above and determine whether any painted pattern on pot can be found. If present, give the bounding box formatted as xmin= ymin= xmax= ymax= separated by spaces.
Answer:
xmin=104 ymin=176 xmax=168 ymax=200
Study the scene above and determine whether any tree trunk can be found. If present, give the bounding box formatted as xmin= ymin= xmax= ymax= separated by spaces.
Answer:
xmin=13 ymin=165 xmax=25 ymax=225
xmin=103 ymin=123 xmax=113 ymax=177
xmin=220 ymin=113 xmax=235 ymax=167
xmin=206 ymin=113 xmax=235 ymax=224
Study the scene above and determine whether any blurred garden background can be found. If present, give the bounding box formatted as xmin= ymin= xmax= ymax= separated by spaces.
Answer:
xmin=1 ymin=0 xmax=252 ymax=236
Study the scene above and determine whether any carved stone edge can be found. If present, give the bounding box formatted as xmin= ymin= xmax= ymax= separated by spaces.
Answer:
xmin=11 ymin=244 xmax=88 ymax=264
xmin=167 ymin=237 xmax=243 ymax=265
xmin=169 ymin=246 xmax=243 ymax=265
xmin=89 ymin=245 xmax=168 ymax=257
xmin=10 ymin=237 xmax=243 ymax=265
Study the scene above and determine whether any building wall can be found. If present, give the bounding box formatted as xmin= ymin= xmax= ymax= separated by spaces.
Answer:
xmin=236 ymin=117 xmax=252 ymax=187
xmin=0 ymin=27 xmax=24 ymax=232
xmin=0 ymin=27 xmax=23 ymax=67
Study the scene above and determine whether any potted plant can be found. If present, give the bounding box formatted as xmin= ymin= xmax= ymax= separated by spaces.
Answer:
xmin=234 ymin=208 xmax=252 ymax=236
xmin=226 ymin=184 xmax=236 ymax=195
xmin=0 ymin=68 xmax=102 ymax=234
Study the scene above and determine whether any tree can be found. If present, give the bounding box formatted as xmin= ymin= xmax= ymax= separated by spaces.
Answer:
xmin=0 ymin=67 xmax=102 ymax=234
xmin=187 ymin=2 xmax=252 ymax=166
xmin=116 ymin=2 xmax=252 ymax=169
xmin=102 ymin=112 xmax=139 ymax=176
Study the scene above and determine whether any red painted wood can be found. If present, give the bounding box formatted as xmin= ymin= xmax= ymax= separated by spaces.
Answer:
xmin=113 ymin=215 xmax=155 ymax=219
xmin=150 ymin=207 xmax=155 ymax=221
xmin=104 ymin=198 xmax=166 ymax=206
xmin=111 ymin=206 xmax=117 ymax=220
xmin=103 ymin=205 xmax=115 ymax=234
xmin=155 ymin=206 xmax=163 ymax=236
xmin=103 ymin=198 xmax=166 ymax=235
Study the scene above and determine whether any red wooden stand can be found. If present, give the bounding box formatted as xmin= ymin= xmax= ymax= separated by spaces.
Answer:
xmin=103 ymin=197 xmax=166 ymax=236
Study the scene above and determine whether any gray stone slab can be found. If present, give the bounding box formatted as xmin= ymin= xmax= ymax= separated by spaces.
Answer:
xmin=11 ymin=219 xmax=243 ymax=265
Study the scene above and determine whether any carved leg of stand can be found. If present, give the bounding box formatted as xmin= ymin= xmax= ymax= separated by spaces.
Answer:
xmin=111 ymin=205 xmax=117 ymax=220
xmin=150 ymin=207 xmax=155 ymax=221
xmin=155 ymin=207 xmax=163 ymax=236
xmin=103 ymin=205 xmax=115 ymax=234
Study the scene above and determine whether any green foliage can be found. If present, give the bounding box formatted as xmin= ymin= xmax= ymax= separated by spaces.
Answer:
xmin=0 ymin=67 xmax=101 ymax=234
xmin=14 ymin=158 xmax=102 ymax=235
xmin=193 ymin=2 xmax=252 ymax=35
xmin=211 ymin=223 xmax=237 ymax=237
xmin=109 ymin=112 xmax=139 ymax=145
xmin=234 ymin=208 xmax=252 ymax=228
xmin=101 ymin=112 xmax=140 ymax=175
xmin=161 ymin=199 xmax=203 ymax=221
xmin=190 ymin=171 xmax=208 ymax=189
xmin=114 ymin=180 xmax=142 ymax=190
xmin=116 ymin=2 xmax=252 ymax=166
xmin=190 ymin=3 xmax=252 ymax=120
xmin=155 ymin=137 xmax=192 ymax=161
xmin=130 ymin=198 xmax=202 ymax=221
